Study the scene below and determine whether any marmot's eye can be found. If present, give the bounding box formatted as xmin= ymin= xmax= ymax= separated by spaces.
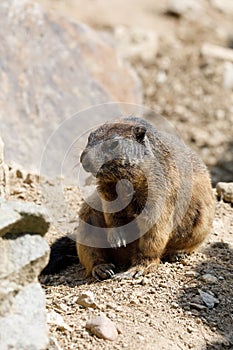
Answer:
xmin=133 ymin=125 xmax=147 ymax=142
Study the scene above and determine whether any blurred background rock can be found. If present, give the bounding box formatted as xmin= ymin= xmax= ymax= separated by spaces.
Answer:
xmin=1 ymin=0 xmax=232 ymax=183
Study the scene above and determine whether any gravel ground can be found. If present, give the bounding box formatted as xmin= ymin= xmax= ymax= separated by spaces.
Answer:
xmin=9 ymin=170 xmax=233 ymax=350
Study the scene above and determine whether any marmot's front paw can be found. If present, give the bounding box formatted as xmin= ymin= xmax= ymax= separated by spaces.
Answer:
xmin=92 ymin=263 xmax=115 ymax=280
xmin=108 ymin=228 xmax=127 ymax=248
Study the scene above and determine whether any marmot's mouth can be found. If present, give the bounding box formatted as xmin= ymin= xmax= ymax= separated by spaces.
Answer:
xmin=96 ymin=159 xmax=129 ymax=180
xmin=96 ymin=162 xmax=114 ymax=179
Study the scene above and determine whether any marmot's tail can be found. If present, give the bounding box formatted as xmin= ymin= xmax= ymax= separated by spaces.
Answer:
xmin=41 ymin=236 xmax=79 ymax=275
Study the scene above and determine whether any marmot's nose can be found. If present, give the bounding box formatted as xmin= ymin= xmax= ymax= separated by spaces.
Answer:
xmin=80 ymin=150 xmax=94 ymax=173
xmin=102 ymin=139 xmax=119 ymax=152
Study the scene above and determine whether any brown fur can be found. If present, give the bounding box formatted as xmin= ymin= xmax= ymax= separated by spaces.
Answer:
xmin=77 ymin=117 xmax=215 ymax=280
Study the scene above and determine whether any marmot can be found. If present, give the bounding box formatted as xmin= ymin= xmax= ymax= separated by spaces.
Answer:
xmin=42 ymin=117 xmax=215 ymax=280
xmin=77 ymin=117 xmax=215 ymax=280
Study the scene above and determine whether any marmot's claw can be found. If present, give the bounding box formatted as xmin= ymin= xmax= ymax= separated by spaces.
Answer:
xmin=108 ymin=228 xmax=127 ymax=248
xmin=168 ymin=253 xmax=187 ymax=262
xmin=92 ymin=263 xmax=115 ymax=280
xmin=113 ymin=271 xmax=134 ymax=280
xmin=113 ymin=268 xmax=143 ymax=280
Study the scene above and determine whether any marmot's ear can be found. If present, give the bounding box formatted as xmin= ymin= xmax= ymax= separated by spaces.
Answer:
xmin=133 ymin=125 xmax=147 ymax=142
xmin=88 ymin=132 xmax=95 ymax=144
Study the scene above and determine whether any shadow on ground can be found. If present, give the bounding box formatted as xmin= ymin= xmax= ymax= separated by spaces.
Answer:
xmin=39 ymin=235 xmax=93 ymax=286
xmin=177 ymin=242 xmax=233 ymax=349
xmin=39 ymin=262 xmax=93 ymax=287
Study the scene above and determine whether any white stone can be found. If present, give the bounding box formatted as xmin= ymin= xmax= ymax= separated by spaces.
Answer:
xmin=0 ymin=234 xmax=50 ymax=282
xmin=77 ymin=291 xmax=98 ymax=309
xmin=223 ymin=62 xmax=233 ymax=90
xmin=0 ymin=283 xmax=48 ymax=350
xmin=216 ymin=182 xmax=233 ymax=203
xmin=47 ymin=310 xmax=72 ymax=332
xmin=156 ymin=71 xmax=167 ymax=84
xmin=201 ymin=43 xmax=233 ymax=62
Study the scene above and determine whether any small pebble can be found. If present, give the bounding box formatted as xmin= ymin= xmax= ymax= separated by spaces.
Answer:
xmin=185 ymin=270 xmax=198 ymax=278
xmin=189 ymin=303 xmax=206 ymax=311
xmin=47 ymin=310 xmax=72 ymax=332
xmin=141 ymin=277 xmax=149 ymax=285
xmin=171 ymin=302 xmax=179 ymax=309
xmin=187 ymin=325 xmax=195 ymax=333
xmin=48 ymin=337 xmax=63 ymax=350
xmin=77 ymin=291 xmax=98 ymax=309
xmin=86 ymin=313 xmax=119 ymax=341
xmin=158 ymin=282 xmax=167 ymax=288
xmin=223 ymin=62 xmax=233 ymax=90
xmin=200 ymin=274 xmax=218 ymax=284
xmin=216 ymin=182 xmax=233 ymax=203
xmin=198 ymin=290 xmax=219 ymax=308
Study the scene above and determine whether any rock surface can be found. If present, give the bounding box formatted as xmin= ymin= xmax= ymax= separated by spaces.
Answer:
xmin=0 ymin=200 xmax=50 ymax=237
xmin=0 ymin=283 xmax=48 ymax=350
xmin=216 ymin=182 xmax=233 ymax=203
xmin=0 ymin=0 xmax=142 ymax=175
xmin=0 ymin=198 xmax=50 ymax=350
xmin=0 ymin=234 xmax=49 ymax=283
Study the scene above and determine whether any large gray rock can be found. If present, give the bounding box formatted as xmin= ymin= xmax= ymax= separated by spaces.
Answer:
xmin=0 ymin=283 xmax=48 ymax=350
xmin=0 ymin=0 xmax=142 ymax=175
xmin=0 ymin=198 xmax=50 ymax=350
xmin=0 ymin=234 xmax=50 ymax=283
xmin=0 ymin=200 xmax=50 ymax=237
xmin=0 ymin=233 xmax=50 ymax=349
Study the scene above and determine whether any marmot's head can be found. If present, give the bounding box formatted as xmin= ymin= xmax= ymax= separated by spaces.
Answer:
xmin=80 ymin=117 xmax=154 ymax=182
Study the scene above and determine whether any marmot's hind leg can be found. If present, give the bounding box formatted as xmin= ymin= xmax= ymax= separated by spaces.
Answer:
xmin=77 ymin=198 xmax=116 ymax=280
xmin=77 ymin=243 xmax=115 ymax=280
